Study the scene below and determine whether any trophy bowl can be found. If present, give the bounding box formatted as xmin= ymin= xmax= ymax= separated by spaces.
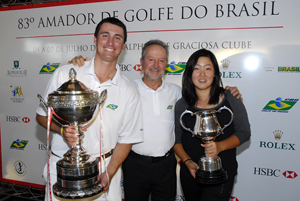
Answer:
xmin=38 ymin=68 xmax=107 ymax=199
xmin=180 ymin=106 xmax=233 ymax=184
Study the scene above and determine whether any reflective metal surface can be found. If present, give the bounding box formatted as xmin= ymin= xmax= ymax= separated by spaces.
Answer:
xmin=199 ymin=156 xmax=222 ymax=171
xmin=180 ymin=106 xmax=233 ymax=139
xmin=180 ymin=106 xmax=233 ymax=184
xmin=38 ymin=68 xmax=107 ymax=199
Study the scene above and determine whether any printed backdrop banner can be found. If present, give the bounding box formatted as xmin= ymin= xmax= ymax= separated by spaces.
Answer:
xmin=0 ymin=0 xmax=299 ymax=200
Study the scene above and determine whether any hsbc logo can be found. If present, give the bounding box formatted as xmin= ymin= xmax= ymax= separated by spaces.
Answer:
xmin=119 ymin=64 xmax=131 ymax=71
xmin=6 ymin=116 xmax=30 ymax=123
xmin=254 ymin=167 xmax=298 ymax=179
xmin=22 ymin=117 xmax=30 ymax=123
xmin=254 ymin=167 xmax=280 ymax=177
xmin=38 ymin=144 xmax=47 ymax=150
xmin=283 ymin=171 xmax=298 ymax=179
xmin=133 ymin=64 xmax=142 ymax=71
xmin=230 ymin=197 xmax=239 ymax=201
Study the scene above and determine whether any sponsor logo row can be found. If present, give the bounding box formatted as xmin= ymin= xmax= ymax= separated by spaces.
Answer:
xmin=6 ymin=95 xmax=299 ymax=115
xmin=8 ymin=60 xmax=299 ymax=79
xmin=9 ymin=61 xmax=188 ymax=75
xmin=12 ymin=128 xmax=296 ymax=176
xmin=9 ymin=128 xmax=293 ymax=151
xmin=7 ymin=60 xmax=299 ymax=112
xmin=13 ymin=159 xmax=298 ymax=180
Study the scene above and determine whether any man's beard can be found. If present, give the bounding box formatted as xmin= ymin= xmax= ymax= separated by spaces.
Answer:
xmin=144 ymin=68 xmax=163 ymax=81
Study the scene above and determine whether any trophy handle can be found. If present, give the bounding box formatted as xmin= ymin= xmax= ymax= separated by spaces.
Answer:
xmin=180 ymin=110 xmax=195 ymax=137
xmin=218 ymin=106 xmax=233 ymax=133
xmin=37 ymin=94 xmax=70 ymax=126
xmin=99 ymin=89 xmax=107 ymax=107
xmin=80 ymin=89 xmax=107 ymax=128
xmin=37 ymin=94 xmax=49 ymax=109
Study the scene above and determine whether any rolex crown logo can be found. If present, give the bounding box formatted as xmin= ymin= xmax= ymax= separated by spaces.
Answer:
xmin=273 ymin=130 xmax=283 ymax=140
xmin=221 ymin=59 xmax=230 ymax=70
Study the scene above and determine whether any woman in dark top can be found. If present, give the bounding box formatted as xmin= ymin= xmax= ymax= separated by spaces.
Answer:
xmin=174 ymin=49 xmax=250 ymax=201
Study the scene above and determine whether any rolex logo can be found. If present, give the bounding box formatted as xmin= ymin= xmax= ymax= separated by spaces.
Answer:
xmin=221 ymin=59 xmax=230 ymax=70
xmin=273 ymin=130 xmax=283 ymax=140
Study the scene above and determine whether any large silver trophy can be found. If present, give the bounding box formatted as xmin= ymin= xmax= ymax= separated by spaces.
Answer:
xmin=180 ymin=106 xmax=233 ymax=184
xmin=38 ymin=68 xmax=107 ymax=199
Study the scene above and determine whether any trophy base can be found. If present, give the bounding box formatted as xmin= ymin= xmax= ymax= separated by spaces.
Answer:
xmin=195 ymin=169 xmax=228 ymax=185
xmin=53 ymin=157 xmax=103 ymax=199
xmin=53 ymin=182 xmax=103 ymax=199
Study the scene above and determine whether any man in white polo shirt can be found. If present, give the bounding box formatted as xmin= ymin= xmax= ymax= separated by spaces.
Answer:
xmin=122 ymin=39 xmax=180 ymax=201
xmin=36 ymin=17 xmax=143 ymax=201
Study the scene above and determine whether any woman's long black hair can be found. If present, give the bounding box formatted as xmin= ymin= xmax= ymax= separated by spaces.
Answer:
xmin=182 ymin=49 xmax=225 ymax=106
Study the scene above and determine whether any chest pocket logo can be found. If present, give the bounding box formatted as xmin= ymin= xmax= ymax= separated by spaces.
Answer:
xmin=107 ymin=104 xmax=118 ymax=110
xmin=167 ymin=105 xmax=173 ymax=110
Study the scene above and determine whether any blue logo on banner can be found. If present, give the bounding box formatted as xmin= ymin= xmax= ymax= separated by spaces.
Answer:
xmin=13 ymin=60 xmax=20 ymax=69
xmin=14 ymin=160 xmax=26 ymax=176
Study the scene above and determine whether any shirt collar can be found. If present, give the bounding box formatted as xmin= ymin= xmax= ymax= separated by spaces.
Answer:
xmin=85 ymin=57 xmax=121 ymax=86
xmin=83 ymin=57 xmax=96 ymax=76
xmin=136 ymin=77 xmax=167 ymax=92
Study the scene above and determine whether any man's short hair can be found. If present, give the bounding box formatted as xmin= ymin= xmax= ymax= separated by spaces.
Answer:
xmin=141 ymin=39 xmax=169 ymax=63
xmin=94 ymin=17 xmax=127 ymax=43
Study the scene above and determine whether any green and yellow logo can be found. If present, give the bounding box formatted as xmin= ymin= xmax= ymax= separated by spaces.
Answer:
xmin=39 ymin=62 xmax=60 ymax=74
xmin=165 ymin=61 xmax=186 ymax=74
xmin=167 ymin=105 xmax=173 ymax=110
xmin=107 ymin=104 xmax=118 ymax=110
xmin=262 ymin=97 xmax=298 ymax=113
xmin=10 ymin=139 xmax=28 ymax=150
xmin=278 ymin=67 xmax=300 ymax=72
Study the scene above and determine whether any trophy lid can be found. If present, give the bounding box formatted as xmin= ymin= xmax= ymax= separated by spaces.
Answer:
xmin=52 ymin=68 xmax=94 ymax=94
xmin=47 ymin=68 xmax=100 ymax=108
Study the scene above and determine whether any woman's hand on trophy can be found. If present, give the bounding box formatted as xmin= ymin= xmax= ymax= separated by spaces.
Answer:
xmin=62 ymin=125 xmax=79 ymax=147
xmin=185 ymin=160 xmax=199 ymax=179
xmin=201 ymin=142 xmax=220 ymax=157
xmin=67 ymin=55 xmax=90 ymax=67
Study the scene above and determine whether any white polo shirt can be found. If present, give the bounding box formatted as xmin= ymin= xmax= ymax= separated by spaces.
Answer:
xmin=36 ymin=58 xmax=143 ymax=158
xmin=131 ymin=78 xmax=181 ymax=157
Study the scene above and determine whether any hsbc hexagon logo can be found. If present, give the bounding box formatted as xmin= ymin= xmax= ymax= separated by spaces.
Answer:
xmin=231 ymin=197 xmax=239 ymax=201
xmin=133 ymin=64 xmax=142 ymax=71
xmin=7 ymin=116 xmax=30 ymax=123
xmin=283 ymin=171 xmax=298 ymax=179
xmin=22 ymin=117 xmax=30 ymax=123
